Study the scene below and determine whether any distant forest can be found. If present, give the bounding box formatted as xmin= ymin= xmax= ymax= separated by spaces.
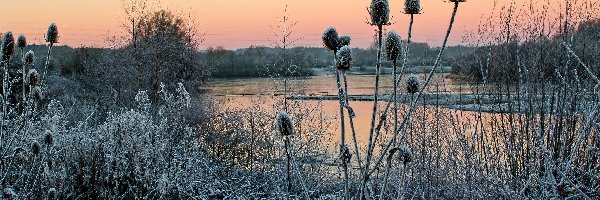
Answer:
xmin=48 ymin=43 xmax=476 ymax=79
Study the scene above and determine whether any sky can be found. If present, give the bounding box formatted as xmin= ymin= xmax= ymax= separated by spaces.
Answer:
xmin=0 ymin=0 xmax=573 ymax=50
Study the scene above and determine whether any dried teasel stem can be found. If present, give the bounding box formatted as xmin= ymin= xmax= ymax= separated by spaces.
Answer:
xmin=362 ymin=1 xmax=389 ymax=196
xmin=41 ymin=23 xmax=59 ymax=88
xmin=275 ymin=111 xmax=294 ymax=196
xmin=366 ymin=0 xmax=462 ymax=183
xmin=324 ymin=26 xmax=351 ymax=200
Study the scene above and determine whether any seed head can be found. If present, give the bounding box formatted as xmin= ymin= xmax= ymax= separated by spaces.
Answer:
xmin=27 ymin=69 xmax=39 ymax=86
xmin=24 ymin=50 xmax=35 ymax=65
xmin=32 ymin=141 xmax=41 ymax=155
xmin=276 ymin=111 xmax=294 ymax=136
xmin=45 ymin=23 xmax=59 ymax=44
xmin=17 ymin=34 xmax=27 ymax=49
xmin=406 ymin=74 xmax=420 ymax=94
xmin=1 ymin=32 xmax=15 ymax=61
xmin=404 ymin=0 xmax=421 ymax=14
xmin=336 ymin=45 xmax=352 ymax=71
xmin=322 ymin=27 xmax=339 ymax=51
xmin=44 ymin=130 xmax=54 ymax=146
xmin=339 ymin=35 xmax=351 ymax=47
xmin=369 ymin=0 xmax=390 ymax=26
xmin=385 ymin=31 xmax=402 ymax=61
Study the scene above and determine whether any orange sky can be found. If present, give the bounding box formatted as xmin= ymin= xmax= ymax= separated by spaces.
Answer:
xmin=0 ymin=0 xmax=580 ymax=50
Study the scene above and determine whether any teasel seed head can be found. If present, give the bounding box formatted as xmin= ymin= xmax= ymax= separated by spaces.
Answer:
xmin=322 ymin=27 xmax=340 ymax=51
xmin=369 ymin=0 xmax=390 ymax=26
xmin=45 ymin=23 xmax=59 ymax=44
xmin=24 ymin=50 xmax=35 ymax=65
xmin=32 ymin=141 xmax=41 ymax=155
xmin=404 ymin=0 xmax=421 ymax=14
xmin=45 ymin=130 xmax=54 ymax=146
xmin=17 ymin=34 xmax=27 ymax=49
xmin=27 ymin=69 xmax=39 ymax=86
xmin=276 ymin=111 xmax=294 ymax=136
xmin=385 ymin=31 xmax=402 ymax=62
xmin=336 ymin=45 xmax=352 ymax=71
xmin=406 ymin=74 xmax=420 ymax=94
xmin=1 ymin=32 xmax=15 ymax=61
xmin=339 ymin=35 xmax=351 ymax=47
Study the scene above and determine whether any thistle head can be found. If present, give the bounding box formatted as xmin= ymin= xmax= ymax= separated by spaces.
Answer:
xmin=336 ymin=45 xmax=352 ymax=71
xmin=27 ymin=69 xmax=39 ymax=86
xmin=24 ymin=50 xmax=35 ymax=65
xmin=404 ymin=0 xmax=421 ymax=14
xmin=369 ymin=0 xmax=390 ymax=26
xmin=17 ymin=34 xmax=27 ymax=49
xmin=339 ymin=35 xmax=351 ymax=47
xmin=275 ymin=111 xmax=294 ymax=136
xmin=385 ymin=31 xmax=402 ymax=61
xmin=406 ymin=74 xmax=420 ymax=94
xmin=44 ymin=130 xmax=54 ymax=146
xmin=322 ymin=27 xmax=339 ymax=51
xmin=1 ymin=32 xmax=15 ymax=61
xmin=31 ymin=141 xmax=41 ymax=155
xmin=45 ymin=23 xmax=59 ymax=44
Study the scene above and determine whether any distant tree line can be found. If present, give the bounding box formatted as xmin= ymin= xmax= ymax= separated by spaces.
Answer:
xmin=451 ymin=19 xmax=600 ymax=83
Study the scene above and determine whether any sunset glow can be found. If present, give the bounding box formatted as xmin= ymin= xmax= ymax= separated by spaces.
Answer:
xmin=0 ymin=0 xmax=568 ymax=49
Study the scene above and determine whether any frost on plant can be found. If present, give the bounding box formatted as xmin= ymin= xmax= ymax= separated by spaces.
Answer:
xmin=45 ymin=23 xmax=59 ymax=43
xmin=1 ymin=32 xmax=15 ymax=61
xmin=17 ymin=34 xmax=27 ymax=49
xmin=24 ymin=50 xmax=35 ymax=65
xmin=404 ymin=0 xmax=421 ymax=14
xmin=322 ymin=27 xmax=339 ymax=51
xmin=406 ymin=74 xmax=420 ymax=94
xmin=369 ymin=0 xmax=390 ymax=26
xmin=339 ymin=35 xmax=351 ymax=47
xmin=385 ymin=31 xmax=402 ymax=61
xmin=336 ymin=45 xmax=352 ymax=71
xmin=275 ymin=111 xmax=294 ymax=136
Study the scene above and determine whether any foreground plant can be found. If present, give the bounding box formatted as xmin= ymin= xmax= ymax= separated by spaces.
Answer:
xmin=323 ymin=26 xmax=354 ymax=200
xmin=379 ymin=30 xmax=402 ymax=199
xmin=41 ymin=23 xmax=58 ymax=87
xmin=362 ymin=0 xmax=390 ymax=198
xmin=276 ymin=111 xmax=295 ymax=197
xmin=321 ymin=0 xmax=464 ymax=198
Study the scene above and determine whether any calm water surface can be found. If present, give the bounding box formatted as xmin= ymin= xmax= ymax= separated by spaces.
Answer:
xmin=202 ymin=74 xmax=488 ymax=151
